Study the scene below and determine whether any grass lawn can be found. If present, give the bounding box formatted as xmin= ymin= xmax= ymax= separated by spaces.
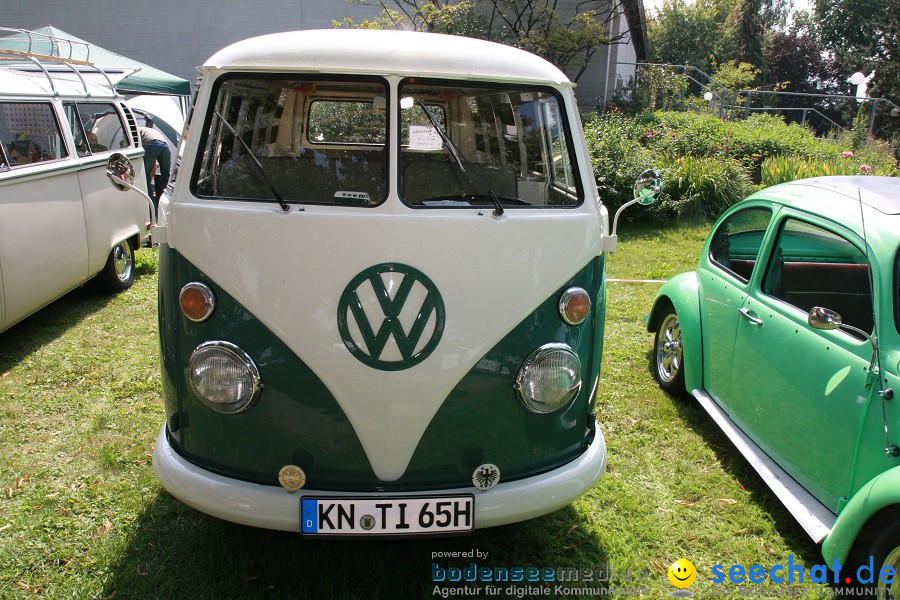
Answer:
xmin=0 ymin=222 xmax=834 ymax=599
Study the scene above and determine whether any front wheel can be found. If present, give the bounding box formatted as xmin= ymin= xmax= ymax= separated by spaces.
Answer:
xmin=653 ymin=307 xmax=685 ymax=395
xmin=870 ymin=522 xmax=900 ymax=599
xmin=96 ymin=240 xmax=135 ymax=292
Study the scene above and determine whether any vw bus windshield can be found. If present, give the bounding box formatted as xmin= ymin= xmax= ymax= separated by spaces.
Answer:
xmin=399 ymin=81 xmax=582 ymax=208
xmin=193 ymin=76 xmax=388 ymax=206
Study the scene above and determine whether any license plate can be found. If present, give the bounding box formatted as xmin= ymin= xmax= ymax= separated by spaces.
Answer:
xmin=300 ymin=495 xmax=474 ymax=536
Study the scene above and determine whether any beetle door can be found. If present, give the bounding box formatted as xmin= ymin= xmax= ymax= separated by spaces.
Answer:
xmin=698 ymin=206 xmax=772 ymax=405
xmin=728 ymin=215 xmax=878 ymax=512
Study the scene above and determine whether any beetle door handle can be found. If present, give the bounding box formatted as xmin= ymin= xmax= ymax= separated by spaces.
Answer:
xmin=738 ymin=307 xmax=763 ymax=326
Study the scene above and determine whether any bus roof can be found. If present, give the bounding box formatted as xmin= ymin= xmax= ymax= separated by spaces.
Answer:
xmin=201 ymin=29 xmax=572 ymax=87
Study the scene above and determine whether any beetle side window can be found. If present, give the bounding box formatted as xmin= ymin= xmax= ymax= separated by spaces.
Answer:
xmin=193 ymin=77 xmax=388 ymax=207
xmin=0 ymin=101 xmax=68 ymax=167
xmin=708 ymin=207 xmax=772 ymax=283
xmin=763 ymin=218 xmax=873 ymax=335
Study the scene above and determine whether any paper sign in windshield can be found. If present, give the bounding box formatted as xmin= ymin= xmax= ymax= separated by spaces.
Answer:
xmin=408 ymin=125 xmax=444 ymax=150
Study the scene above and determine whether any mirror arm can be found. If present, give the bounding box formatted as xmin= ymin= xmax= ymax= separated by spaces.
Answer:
xmin=610 ymin=197 xmax=640 ymax=239
xmin=106 ymin=171 xmax=157 ymax=226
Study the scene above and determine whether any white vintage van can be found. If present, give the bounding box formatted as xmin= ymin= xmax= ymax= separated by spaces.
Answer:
xmin=0 ymin=52 xmax=151 ymax=332
xmin=144 ymin=29 xmax=658 ymax=536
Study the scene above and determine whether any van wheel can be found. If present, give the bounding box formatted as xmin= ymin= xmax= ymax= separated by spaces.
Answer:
xmin=653 ymin=307 xmax=685 ymax=396
xmin=97 ymin=240 xmax=135 ymax=292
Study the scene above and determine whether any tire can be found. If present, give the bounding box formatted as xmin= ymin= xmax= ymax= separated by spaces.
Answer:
xmin=653 ymin=306 xmax=686 ymax=396
xmin=96 ymin=239 xmax=135 ymax=292
xmin=868 ymin=522 xmax=900 ymax=599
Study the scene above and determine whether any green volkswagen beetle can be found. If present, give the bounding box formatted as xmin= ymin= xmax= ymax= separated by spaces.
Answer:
xmin=647 ymin=176 xmax=900 ymax=593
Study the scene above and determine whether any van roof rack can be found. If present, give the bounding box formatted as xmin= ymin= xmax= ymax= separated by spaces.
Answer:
xmin=0 ymin=27 xmax=119 ymax=96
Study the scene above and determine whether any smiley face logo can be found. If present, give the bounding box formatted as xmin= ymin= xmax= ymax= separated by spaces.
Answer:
xmin=668 ymin=559 xmax=697 ymax=589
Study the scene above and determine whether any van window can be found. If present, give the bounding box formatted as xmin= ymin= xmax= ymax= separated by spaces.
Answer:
xmin=398 ymin=81 xmax=582 ymax=208
xmin=65 ymin=102 xmax=130 ymax=156
xmin=0 ymin=101 xmax=68 ymax=167
xmin=194 ymin=76 xmax=388 ymax=207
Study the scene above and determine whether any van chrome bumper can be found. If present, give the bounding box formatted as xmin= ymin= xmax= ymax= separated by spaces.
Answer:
xmin=152 ymin=425 xmax=606 ymax=532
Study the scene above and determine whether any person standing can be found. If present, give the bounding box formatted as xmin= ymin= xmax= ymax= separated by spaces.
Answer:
xmin=139 ymin=122 xmax=171 ymax=207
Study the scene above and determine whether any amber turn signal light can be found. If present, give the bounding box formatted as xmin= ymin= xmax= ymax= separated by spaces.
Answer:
xmin=179 ymin=282 xmax=216 ymax=322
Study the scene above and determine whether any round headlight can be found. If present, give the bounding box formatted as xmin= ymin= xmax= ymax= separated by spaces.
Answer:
xmin=514 ymin=343 xmax=582 ymax=414
xmin=189 ymin=341 xmax=261 ymax=414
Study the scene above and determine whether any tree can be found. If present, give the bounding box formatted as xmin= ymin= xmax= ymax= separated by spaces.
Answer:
xmin=814 ymin=0 xmax=899 ymax=103
xmin=814 ymin=0 xmax=899 ymax=152
xmin=336 ymin=0 xmax=633 ymax=83
xmin=646 ymin=0 xmax=723 ymax=75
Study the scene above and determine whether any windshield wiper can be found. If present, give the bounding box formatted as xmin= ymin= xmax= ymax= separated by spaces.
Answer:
xmin=213 ymin=111 xmax=289 ymax=212
xmin=416 ymin=101 xmax=504 ymax=217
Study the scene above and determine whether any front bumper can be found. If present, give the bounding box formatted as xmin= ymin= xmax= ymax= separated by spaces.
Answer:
xmin=152 ymin=425 xmax=607 ymax=532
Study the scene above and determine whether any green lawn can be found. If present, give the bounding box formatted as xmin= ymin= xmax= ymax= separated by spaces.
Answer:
xmin=0 ymin=223 xmax=833 ymax=599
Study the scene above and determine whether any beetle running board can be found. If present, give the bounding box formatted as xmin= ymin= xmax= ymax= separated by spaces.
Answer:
xmin=690 ymin=388 xmax=836 ymax=543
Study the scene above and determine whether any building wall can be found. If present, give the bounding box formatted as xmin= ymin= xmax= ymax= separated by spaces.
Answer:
xmin=0 ymin=0 xmax=382 ymax=86
xmin=2 ymin=0 xmax=639 ymax=109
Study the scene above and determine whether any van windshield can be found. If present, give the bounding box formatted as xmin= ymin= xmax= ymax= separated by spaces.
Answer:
xmin=194 ymin=76 xmax=388 ymax=206
xmin=399 ymin=81 xmax=581 ymax=208
xmin=192 ymin=76 xmax=581 ymax=209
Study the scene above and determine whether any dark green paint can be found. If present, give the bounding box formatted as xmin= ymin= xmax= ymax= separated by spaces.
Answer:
xmin=159 ymin=248 xmax=603 ymax=491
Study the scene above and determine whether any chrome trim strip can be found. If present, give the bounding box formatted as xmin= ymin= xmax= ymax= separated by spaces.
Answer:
xmin=690 ymin=388 xmax=836 ymax=542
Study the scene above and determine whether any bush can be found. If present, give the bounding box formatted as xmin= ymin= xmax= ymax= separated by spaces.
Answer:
xmin=583 ymin=109 xmax=898 ymax=222
xmin=651 ymin=155 xmax=755 ymax=220
xmin=760 ymin=154 xmax=898 ymax=186
xmin=583 ymin=112 xmax=655 ymax=217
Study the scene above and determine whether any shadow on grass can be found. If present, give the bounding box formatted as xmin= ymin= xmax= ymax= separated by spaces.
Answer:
xmin=0 ymin=257 xmax=158 ymax=373
xmin=645 ymin=358 xmax=822 ymax=567
xmin=101 ymin=491 xmax=610 ymax=599
xmin=0 ymin=286 xmax=115 ymax=371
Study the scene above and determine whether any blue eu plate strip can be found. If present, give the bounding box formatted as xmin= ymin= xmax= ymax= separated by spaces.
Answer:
xmin=301 ymin=499 xmax=318 ymax=533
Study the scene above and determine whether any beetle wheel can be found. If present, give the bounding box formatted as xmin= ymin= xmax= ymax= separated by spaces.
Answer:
xmin=653 ymin=307 xmax=685 ymax=395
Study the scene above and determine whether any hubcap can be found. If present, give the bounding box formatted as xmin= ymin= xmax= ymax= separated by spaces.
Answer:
xmin=656 ymin=313 xmax=682 ymax=383
xmin=880 ymin=546 xmax=900 ymax=599
xmin=113 ymin=242 xmax=133 ymax=283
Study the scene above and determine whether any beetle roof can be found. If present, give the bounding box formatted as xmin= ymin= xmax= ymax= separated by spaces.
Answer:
xmin=201 ymin=29 xmax=571 ymax=87
xmin=751 ymin=176 xmax=900 ymax=223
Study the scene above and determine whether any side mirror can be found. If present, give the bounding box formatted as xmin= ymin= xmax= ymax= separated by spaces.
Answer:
xmin=633 ymin=169 xmax=662 ymax=206
xmin=105 ymin=152 xmax=157 ymax=227
xmin=604 ymin=169 xmax=663 ymax=253
xmin=106 ymin=152 xmax=136 ymax=191
xmin=808 ymin=306 xmax=841 ymax=331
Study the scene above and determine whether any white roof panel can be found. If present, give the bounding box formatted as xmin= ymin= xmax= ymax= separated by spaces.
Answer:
xmin=202 ymin=29 xmax=571 ymax=86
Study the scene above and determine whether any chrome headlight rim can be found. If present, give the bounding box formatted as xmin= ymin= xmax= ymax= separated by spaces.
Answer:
xmin=514 ymin=343 xmax=583 ymax=414
xmin=188 ymin=340 xmax=261 ymax=414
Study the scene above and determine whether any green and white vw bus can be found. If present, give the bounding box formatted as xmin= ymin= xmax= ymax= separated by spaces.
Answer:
xmin=140 ymin=29 xmax=653 ymax=536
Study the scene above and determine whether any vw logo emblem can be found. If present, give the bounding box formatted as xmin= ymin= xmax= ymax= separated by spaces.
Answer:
xmin=337 ymin=263 xmax=445 ymax=371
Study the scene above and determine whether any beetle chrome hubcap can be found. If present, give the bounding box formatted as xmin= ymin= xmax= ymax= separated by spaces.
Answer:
xmin=113 ymin=242 xmax=133 ymax=283
xmin=656 ymin=314 xmax=682 ymax=383
xmin=880 ymin=546 xmax=900 ymax=599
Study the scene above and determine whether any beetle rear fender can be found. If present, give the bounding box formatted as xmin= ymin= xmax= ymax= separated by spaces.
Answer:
xmin=645 ymin=272 xmax=703 ymax=393
xmin=822 ymin=465 xmax=900 ymax=565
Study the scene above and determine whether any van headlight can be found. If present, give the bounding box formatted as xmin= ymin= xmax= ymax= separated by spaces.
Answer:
xmin=514 ymin=344 xmax=582 ymax=413
xmin=189 ymin=341 xmax=261 ymax=414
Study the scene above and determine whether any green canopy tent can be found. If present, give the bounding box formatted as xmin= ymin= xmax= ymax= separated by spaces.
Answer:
xmin=0 ymin=26 xmax=190 ymax=96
